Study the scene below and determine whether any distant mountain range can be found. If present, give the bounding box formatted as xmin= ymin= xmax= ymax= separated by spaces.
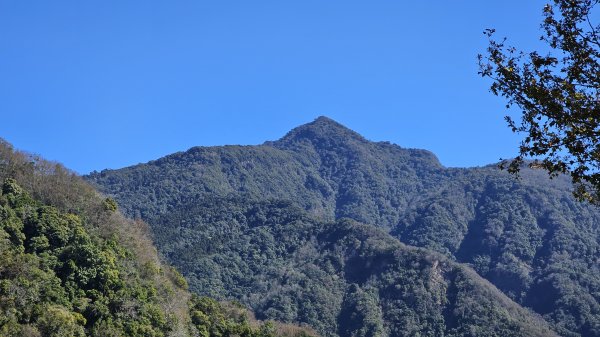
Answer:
xmin=87 ymin=117 xmax=600 ymax=337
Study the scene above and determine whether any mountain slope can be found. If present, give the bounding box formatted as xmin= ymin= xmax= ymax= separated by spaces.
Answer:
xmin=87 ymin=116 xmax=600 ymax=336
xmin=0 ymin=139 xmax=316 ymax=337
xmin=152 ymin=196 xmax=556 ymax=337
xmin=0 ymin=141 xmax=192 ymax=336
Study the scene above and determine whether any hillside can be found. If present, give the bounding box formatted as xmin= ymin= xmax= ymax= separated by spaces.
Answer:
xmin=152 ymin=196 xmax=556 ymax=337
xmin=0 ymin=140 xmax=316 ymax=337
xmin=86 ymin=117 xmax=600 ymax=336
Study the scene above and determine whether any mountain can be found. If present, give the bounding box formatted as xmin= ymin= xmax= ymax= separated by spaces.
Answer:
xmin=150 ymin=196 xmax=556 ymax=337
xmin=0 ymin=139 xmax=316 ymax=337
xmin=87 ymin=116 xmax=600 ymax=337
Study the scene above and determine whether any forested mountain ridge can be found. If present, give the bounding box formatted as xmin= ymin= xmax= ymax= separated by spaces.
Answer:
xmin=151 ymin=196 xmax=557 ymax=337
xmin=89 ymin=117 xmax=445 ymax=227
xmin=0 ymin=139 xmax=317 ymax=337
xmin=87 ymin=117 xmax=600 ymax=337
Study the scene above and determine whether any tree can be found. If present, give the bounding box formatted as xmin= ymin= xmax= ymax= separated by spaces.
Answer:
xmin=479 ymin=0 xmax=600 ymax=203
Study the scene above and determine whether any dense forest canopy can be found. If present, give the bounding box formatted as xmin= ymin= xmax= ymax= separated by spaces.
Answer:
xmin=0 ymin=139 xmax=316 ymax=337
xmin=88 ymin=117 xmax=600 ymax=337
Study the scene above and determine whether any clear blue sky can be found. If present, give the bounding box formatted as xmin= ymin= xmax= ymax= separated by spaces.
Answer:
xmin=1 ymin=1 xmax=547 ymax=174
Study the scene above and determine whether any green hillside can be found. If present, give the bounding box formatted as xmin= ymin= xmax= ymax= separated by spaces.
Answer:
xmin=0 ymin=140 xmax=316 ymax=337
xmin=86 ymin=117 xmax=598 ymax=336
xmin=153 ymin=196 xmax=556 ymax=337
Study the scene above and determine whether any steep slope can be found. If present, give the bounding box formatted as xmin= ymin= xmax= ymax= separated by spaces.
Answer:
xmin=396 ymin=168 xmax=600 ymax=337
xmin=152 ymin=196 xmax=556 ymax=337
xmin=0 ymin=140 xmax=316 ymax=337
xmin=0 ymin=142 xmax=192 ymax=336
xmin=87 ymin=116 xmax=600 ymax=336
xmin=87 ymin=117 xmax=444 ymax=227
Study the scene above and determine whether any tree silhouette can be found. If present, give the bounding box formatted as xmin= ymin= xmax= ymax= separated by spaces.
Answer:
xmin=479 ymin=0 xmax=600 ymax=203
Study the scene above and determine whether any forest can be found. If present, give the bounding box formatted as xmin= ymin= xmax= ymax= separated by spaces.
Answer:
xmin=5 ymin=0 xmax=600 ymax=336
xmin=0 ymin=139 xmax=315 ymax=337
xmin=87 ymin=117 xmax=600 ymax=337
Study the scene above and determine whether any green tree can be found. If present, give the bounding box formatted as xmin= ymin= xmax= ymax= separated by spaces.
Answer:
xmin=37 ymin=305 xmax=86 ymax=337
xmin=479 ymin=0 xmax=600 ymax=203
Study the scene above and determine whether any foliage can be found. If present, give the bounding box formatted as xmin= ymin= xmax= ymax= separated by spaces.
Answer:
xmin=190 ymin=296 xmax=316 ymax=337
xmin=479 ymin=0 xmax=600 ymax=203
xmin=89 ymin=116 xmax=600 ymax=336
xmin=150 ymin=197 xmax=555 ymax=337
xmin=0 ymin=178 xmax=176 ymax=336
xmin=0 ymin=139 xmax=314 ymax=337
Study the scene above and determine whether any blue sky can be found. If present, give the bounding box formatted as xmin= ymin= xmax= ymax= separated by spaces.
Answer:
xmin=1 ymin=1 xmax=547 ymax=173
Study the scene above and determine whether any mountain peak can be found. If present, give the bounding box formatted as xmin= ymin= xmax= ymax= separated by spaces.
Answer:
xmin=313 ymin=115 xmax=338 ymax=124
xmin=272 ymin=116 xmax=367 ymax=148
xmin=311 ymin=115 xmax=350 ymax=128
